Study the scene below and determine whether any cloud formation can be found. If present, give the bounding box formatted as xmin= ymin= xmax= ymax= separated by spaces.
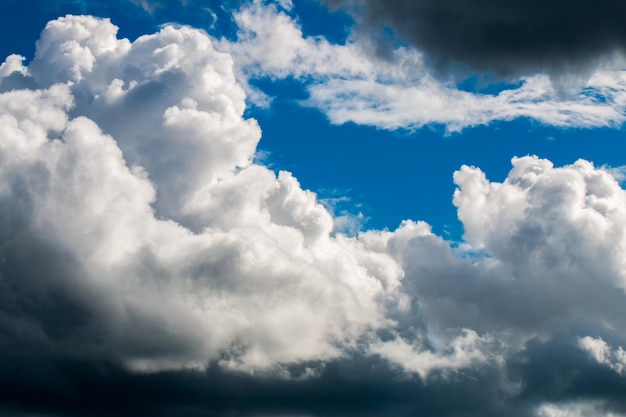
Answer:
xmin=222 ymin=2 xmax=626 ymax=132
xmin=2 ymin=10 xmax=626 ymax=417
xmin=0 ymin=15 xmax=409 ymax=374
xmin=323 ymin=0 xmax=626 ymax=78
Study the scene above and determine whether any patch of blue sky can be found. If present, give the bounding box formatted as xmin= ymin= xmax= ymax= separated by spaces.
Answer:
xmin=0 ymin=0 xmax=81 ymax=60
xmin=248 ymin=77 xmax=310 ymax=101
xmin=290 ymin=0 xmax=354 ymax=44
xmin=455 ymin=74 xmax=525 ymax=95
xmin=194 ymin=0 xmax=244 ymax=40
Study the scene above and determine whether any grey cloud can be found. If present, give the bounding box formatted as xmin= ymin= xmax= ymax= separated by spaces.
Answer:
xmin=323 ymin=0 xmax=626 ymax=79
xmin=0 ymin=352 xmax=531 ymax=417
xmin=508 ymin=335 xmax=626 ymax=412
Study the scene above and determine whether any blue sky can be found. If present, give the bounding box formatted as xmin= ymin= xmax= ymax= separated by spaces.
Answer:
xmin=2 ymin=1 xmax=626 ymax=416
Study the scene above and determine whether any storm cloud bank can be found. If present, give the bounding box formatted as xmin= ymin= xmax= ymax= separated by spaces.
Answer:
xmin=2 ymin=13 xmax=626 ymax=417
xmin=324 ymin=0 xmax=626 ymax=78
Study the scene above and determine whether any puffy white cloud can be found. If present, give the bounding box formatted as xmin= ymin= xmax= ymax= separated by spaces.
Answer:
xmin=221 ymin=1 xmax=626 ymax=132
xmin=393 ymin=157 xmax=626 ymax=342
xmin=0 ymin=54 xmax=27 ymax=78
xmin=0 ymin=15 xmax=406 ymax=373
xmin=453 ymin=156 xmax=626 ymax=294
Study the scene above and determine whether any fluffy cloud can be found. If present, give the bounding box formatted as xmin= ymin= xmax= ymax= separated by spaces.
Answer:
xmin=221 ymin=1 xmax=626 ymax=132
xmin=0 ymin=15 xmax=406 ymax=374
xmin=388 ymin=157 xmax=626 ymax=340
xmin=3 ymin=10 xmax=626 ymax=417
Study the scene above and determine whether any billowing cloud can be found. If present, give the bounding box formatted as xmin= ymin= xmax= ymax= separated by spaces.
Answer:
xmin=0 ymin=15 xmax=410 ymax=374
xmin=2 ymin=11 xmax=626 ymax=417
xmin=323 ymin=0 xmax=626 ymax=79
xmin=221 ymin=1 xmax=626 ymax=132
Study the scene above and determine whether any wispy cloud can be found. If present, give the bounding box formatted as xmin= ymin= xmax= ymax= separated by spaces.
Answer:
xmin=221 ymin=1 xmax=626 ymax=133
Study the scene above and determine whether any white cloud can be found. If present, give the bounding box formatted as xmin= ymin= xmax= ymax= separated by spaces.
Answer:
xmin=0 ymin=15 xmax=405 ymax=373
xmin=579 ymin=336 xmax=626 ymax=376
xmin=220 ymin=1 xmax=626 ymax=132
xmin=537 ymin=401 xmax=626 ymax=417
xmin=453 ymin=156 xmax=626 ymax=293
xmin=0 ymin=54 xmax=27 ymax=78
xmin=370 ymin=329 xmax=493 ymax=379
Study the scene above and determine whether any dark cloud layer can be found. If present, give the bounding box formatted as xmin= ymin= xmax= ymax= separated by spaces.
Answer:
xmin=508 ymin=335 xmax=626 ymax=412
xmin=0 ymin=352 xmax=533 ymax=417
xmin=324 ymin=0 xmax=626 ymax=77
xmin=2 ymin=339 xmax=626 ymax=417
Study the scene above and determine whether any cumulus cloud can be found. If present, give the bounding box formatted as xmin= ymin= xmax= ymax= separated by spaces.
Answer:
xmin=3 ymin=9 xmax=626 ymax=417
xmin=220 ymin=1 xmax=626 ymax=132
xmin=0 ymin=54 xmax=27 ymax=78
xmin=0 ymin=15 xmax=412 ymax=375
xmin=412 ymin=156 xmax=626 ymax=336
xmin=322 ymin=0 xmax=626 ymax=80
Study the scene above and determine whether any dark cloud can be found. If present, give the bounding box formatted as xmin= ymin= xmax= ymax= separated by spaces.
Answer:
xmin=3 ymin=322 xmax=626 ymax=417
xmin=324 ymin=0 xmax=626 ymax=78
xmin=508 ymin=334 xmax=626 ymax=412
xmin=0 ymin=352 xmax=523 ymax=417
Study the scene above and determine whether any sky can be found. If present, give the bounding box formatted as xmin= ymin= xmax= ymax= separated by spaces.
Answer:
xmin=1 ymin=1 xmax=626 ymax=416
